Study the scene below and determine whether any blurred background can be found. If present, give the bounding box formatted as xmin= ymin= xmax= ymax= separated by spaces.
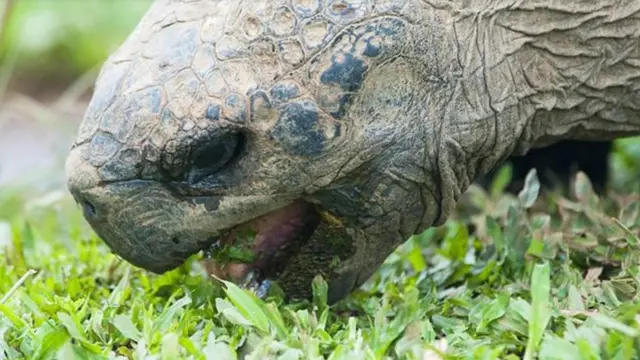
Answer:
xmin=0 ymin=0 xmax=152 ymax=189
xmin=1 ymin=0 xmax=639 ymax=200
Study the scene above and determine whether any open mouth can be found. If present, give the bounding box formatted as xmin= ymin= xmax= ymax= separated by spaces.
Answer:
xmin=199 ymin=200 xmax=323 ymax=296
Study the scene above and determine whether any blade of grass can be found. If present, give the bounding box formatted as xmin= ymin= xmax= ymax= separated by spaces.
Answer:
xmin=524 ymin=263 xmax=551 ymax=360
xmin=0 ymin=268 xmax=36 ymax=304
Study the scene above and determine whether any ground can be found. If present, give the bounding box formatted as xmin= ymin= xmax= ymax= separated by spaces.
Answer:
xmin=2 ymin=2 xmax=640 ymax=359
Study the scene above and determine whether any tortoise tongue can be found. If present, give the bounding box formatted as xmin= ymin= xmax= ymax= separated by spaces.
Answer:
xmin=201 ymin=200 xmax=320 ymax=284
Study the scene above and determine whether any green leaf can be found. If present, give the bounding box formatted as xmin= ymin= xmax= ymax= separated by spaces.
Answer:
xmin=0 ymin=304 xmax=27 ymax=329
xmin=219 ymin=279 xmax=270 ymax=334
xmin=539 ymin=336 xmax=581 ymax=360
xmin=573 ymin=171 xmax=598 ymax=206
xmin=567 ymin=286 xmax=585 ymax=312
xmin=152 ymin=296 xmax=192 ymax=334
xmin=265 ymin=302 xmax=289 ymax=339
xmin=526 ymin=237 xmax=545 ymax=258
xmin=110 ymin=314 xmax=142 ymax=342
xmin=215 ymin=298 xmax=253 ymax=327
xmin=161 ymin=332 xmax=180 ymax=360
xmin=203 ymin=337 xmax=237 ymax=360
xmin=179 ymin=336 xmax=204 ymax=359
xmin=524 ymin=263 xmax=551 ymax=360
xmin=32 ymin=327 xmax=70 ymax=360
xmin=475 ymin=293 xmax=509 ymax=333
xmin=441 ymin=223 xmax=469 ymax=261
xmin=518 ymin=169 xmax=540 ymax=209
xmin=575 ymin=338 xmax=601 ymax=360
xmin=590 ymin=314 xmax=639 ymax=337
xmin=407 ymin=238 xmax=427 ymax=272
xmin=106 ymin=266 xmax=130 ymax=308
xmin=312 ymin=275 xmax=329 ymax=313
xmin=20 ymin=221 xmax=37 ymax=267
xmin=490 ymin=164 xmax=513 ymax=199
xmin=57 ymin=312 xmax=86 ymax=341
xmin=486 ymin=216 xmax=506 ymax=257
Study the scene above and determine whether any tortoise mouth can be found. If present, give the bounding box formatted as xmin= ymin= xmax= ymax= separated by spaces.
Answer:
xmin=199 ymin=200 xmax=322 ymax=294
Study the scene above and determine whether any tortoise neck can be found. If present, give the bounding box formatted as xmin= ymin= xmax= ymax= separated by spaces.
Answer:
xmin=439 ymin=0 xmax=640 ymax=164
xmin=507 ymin=1 xmax=640 ymax=149
xmin=417 ymin=0 xmax=640 ymax=218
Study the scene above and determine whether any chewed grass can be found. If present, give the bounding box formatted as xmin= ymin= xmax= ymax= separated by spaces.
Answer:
xmin=1 ymin=162 xmax=640 ymax=359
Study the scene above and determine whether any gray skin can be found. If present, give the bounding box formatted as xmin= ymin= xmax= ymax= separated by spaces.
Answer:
xmin=65 ymin=0 xmax=640 ymax=303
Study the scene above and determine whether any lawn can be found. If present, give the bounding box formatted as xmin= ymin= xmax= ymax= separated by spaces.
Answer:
xmin=1 ymin=1 xmax=640 ymax=359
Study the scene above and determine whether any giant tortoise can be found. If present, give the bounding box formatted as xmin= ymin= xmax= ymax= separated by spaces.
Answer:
xmin=65 ymin=0 xmax=640 ymax=303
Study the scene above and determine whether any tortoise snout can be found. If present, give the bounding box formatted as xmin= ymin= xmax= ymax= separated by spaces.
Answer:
xmin=65 ymin=146 xmax=101 ymax=198
xmin=66 ymin=147 xmax=105 ymax=224
xmin=66 ymin=149 xmax=209 ymax=274
xmin=69 ymin=183 xmax=206 ymax=274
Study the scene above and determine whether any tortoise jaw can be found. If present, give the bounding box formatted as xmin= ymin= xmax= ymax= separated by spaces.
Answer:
xmin=69 ymin=173 xmax=356 ymax=301
xmin=199 ymin=200 xmax=322 ymax=294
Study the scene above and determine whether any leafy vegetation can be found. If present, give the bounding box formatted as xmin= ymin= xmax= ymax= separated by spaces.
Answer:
xmin=2 ymin=1 xmax=640 ymax=359
xmin=2 ymin=162 xmax=640 ymax=359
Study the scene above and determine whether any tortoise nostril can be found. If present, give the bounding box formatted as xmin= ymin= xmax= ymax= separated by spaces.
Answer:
xmin=82 ymin=200 xmax=96 ymax=218
xmin=171 ymin=237 xmax=180 ymax=244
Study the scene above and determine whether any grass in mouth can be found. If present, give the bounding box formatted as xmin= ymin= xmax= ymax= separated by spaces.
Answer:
xmin=205 ymin=229 xmax=258 ymax=265
xmin=1 ymin=165 xmax=640 ymax=359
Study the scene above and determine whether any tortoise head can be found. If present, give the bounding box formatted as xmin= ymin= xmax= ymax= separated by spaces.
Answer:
xmin=65 ymin=0 xmax=457 ymax=302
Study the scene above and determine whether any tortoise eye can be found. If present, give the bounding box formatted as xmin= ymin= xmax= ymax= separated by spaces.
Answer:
xmin=186 ymin=132 xmax=245 ymax=183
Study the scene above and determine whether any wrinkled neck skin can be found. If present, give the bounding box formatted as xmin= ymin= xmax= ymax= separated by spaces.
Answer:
xmin=319 ymin=0 xmax=640 ymax=288
xmin=434 ymin=0 xmax=640 ymax=214
xmin=424 ymin=0 xmax=640 ymax=217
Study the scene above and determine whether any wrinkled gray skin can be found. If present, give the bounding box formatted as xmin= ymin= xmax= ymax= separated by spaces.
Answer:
xmin=66 ymin=0 xmax=640 ymax=303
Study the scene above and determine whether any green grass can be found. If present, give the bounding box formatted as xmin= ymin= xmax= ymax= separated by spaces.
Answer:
xmin=1 ymin=164 xmax=640 ymax=359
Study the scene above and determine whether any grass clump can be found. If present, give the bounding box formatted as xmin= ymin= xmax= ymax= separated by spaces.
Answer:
xmin=0 ymin=167 xmax=639 ymax=359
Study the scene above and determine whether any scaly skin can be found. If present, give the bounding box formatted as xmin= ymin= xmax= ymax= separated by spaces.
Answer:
xmin=65 ymin=0 xmax=640 ymax=303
